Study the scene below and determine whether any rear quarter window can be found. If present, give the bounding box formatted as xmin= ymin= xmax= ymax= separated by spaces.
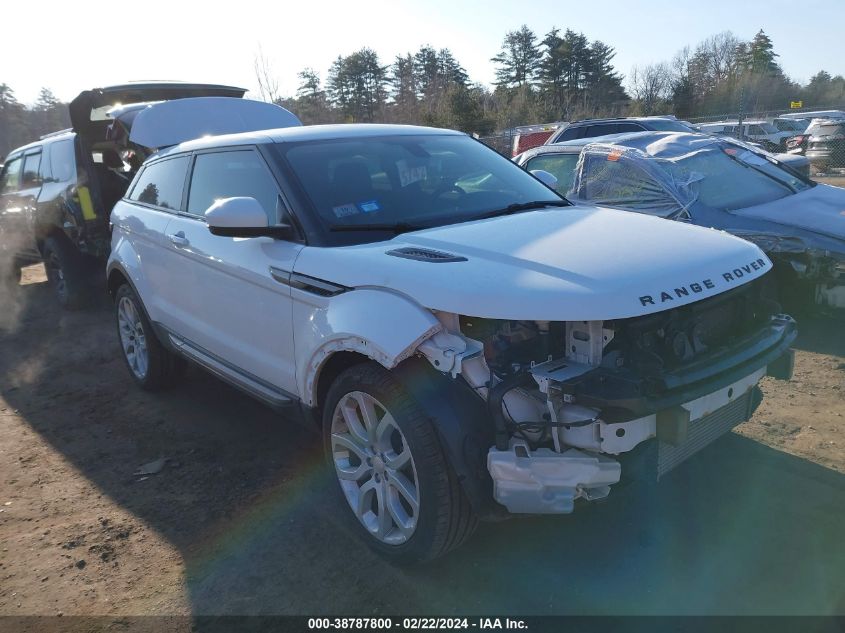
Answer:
xmin=811 ymin=122 xmax=845 ymax=136
xmin=129 ymin=156 xmax=190 ymax=210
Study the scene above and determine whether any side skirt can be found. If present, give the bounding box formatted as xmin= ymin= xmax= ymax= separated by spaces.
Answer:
xmin=158 ymin=325 xmax=299 ymax=411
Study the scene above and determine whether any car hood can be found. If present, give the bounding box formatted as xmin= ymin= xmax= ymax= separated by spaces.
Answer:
xmin=732 ymin=184 xmax=845 ymax=245
xmin=294 ymin=205 xmax=772 ymax=321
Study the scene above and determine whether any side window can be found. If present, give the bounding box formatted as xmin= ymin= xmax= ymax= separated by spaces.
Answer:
xmin=22 ymin=153 xmax=42 ymax=188
xmin=49 ymin=139 xmax=77 ymax=183
xmin=748 ymin=125 xmax=764 ymax=135
xmin=525 ymin=153 xmax=581 ymax=193
xmin=556 ymin=127 xmax=581 ymax=142
xmin=187 ymin=150 xmax=279 ymax=220
xmin=0 ymin=157 xmax=22 ymax=194
xmin=615 ymin=123 xmax=643 ymax=133
xmin=585 ymin=124 xmax=618 ymax=138
xmin=129 ymin=156 xmax=190 ymax=210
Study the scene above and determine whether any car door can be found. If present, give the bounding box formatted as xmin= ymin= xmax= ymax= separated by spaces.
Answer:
xmin=162 ymin=146 xmax=302 ymax=398
xmin=117 ymin=154 xmax=192 ymax=328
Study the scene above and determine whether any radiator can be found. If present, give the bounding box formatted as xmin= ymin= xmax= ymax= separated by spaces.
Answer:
xmin=657 ymin=389 xmax=756 ymax=479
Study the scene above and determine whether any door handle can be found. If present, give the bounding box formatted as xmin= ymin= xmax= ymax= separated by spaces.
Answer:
xmin=168 ymin=232 xmax=189 ymax=247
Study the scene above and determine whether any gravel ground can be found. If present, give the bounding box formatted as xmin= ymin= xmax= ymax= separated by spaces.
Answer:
xmin=0 ymin=265 xmax=843 ymax=620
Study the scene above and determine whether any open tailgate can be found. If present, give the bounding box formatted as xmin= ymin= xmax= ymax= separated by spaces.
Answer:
xmin=114 ymin=97 xmax=302 ymax=150
xmin=69 ymin=82 xmax=246 ymax=137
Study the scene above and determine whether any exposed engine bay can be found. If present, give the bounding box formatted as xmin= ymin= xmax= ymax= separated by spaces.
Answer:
xmin=418 ymin=278 xmax=796 ymax=514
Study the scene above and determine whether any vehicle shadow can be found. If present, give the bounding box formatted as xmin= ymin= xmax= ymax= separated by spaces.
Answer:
xmin=0 ymin=280 xmax=843 ymax=617
xmin=790 ymin=312 xmax=845 ymax=356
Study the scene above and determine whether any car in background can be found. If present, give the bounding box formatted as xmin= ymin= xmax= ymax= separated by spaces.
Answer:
xmin=509 ymin=122 xmax=566 ymax=156
xmin=0 ymin=82 xmax=300 ymax=307
xmin=779 ymin=110 xmax=845 ymax=122
xmin=773 ymin=117 xmax=811 ymax=135
xmin=514 ymin=131 xmax=845 ymax=312
xmin=545 ymin=116 xmax=694 ymax=144
xmin=805 ymin=118 xmax=845 ymax=171
xmin=697 ymin=120 xmax=791 ymax=151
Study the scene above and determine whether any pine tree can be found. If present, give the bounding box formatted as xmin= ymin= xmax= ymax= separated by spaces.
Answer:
xmin=295 ymin=69 xmax=329 ymax=124
xmin=491 ymin=25 xmax=541 ymax=88
xmin=327 ymin=49 xmax=387 ymax=122
xmin=390 ymin=54 xmax=418 ymax=121
xmin=749 ymin=30 xmax=780 ymax=74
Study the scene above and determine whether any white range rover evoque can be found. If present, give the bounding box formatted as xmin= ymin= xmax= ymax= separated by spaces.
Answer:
xmin=108 ymin=122 xmax=796 ymax=563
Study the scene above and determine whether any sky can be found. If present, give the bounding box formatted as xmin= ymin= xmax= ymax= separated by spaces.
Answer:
xmin=4 ymin=0 xmax=844 ymax=105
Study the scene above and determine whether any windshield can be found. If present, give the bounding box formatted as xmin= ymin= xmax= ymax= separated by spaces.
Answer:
xmin=669 ymin=145 xmax=811 ymax=211
xmin=646 ymin=119 xmax=693 ymax=132
xmin=281 ymin=134 xmax=564 ymax=234
xmin=756 ymin=122 xmax=778 ymax=134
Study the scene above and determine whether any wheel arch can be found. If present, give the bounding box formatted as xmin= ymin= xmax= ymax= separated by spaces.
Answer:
xmin=312 ymin=350 xmax=372 ymax=419
xmin=296 ymin=288 xmax=442 ymax=408
xmin=107 ymin=264 xmax=130 ymax=299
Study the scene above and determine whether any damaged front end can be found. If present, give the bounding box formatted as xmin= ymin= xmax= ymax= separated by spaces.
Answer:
xmin=417 ymin=278 xmax=797 ymax=515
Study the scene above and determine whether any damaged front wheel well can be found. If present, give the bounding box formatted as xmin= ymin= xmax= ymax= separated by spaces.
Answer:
xmin=314 ymin=351 xmax=372 ymax=421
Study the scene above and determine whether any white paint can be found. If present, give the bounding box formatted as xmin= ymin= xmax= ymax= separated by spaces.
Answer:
xmin=294 ymin=206 xmax=772 ymax=321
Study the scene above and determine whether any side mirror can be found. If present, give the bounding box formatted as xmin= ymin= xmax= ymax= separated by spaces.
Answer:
xmin=530 ymin=169 xmax=559 ymax=190
xmin=206 ymin=197 xmax=295 ymax=239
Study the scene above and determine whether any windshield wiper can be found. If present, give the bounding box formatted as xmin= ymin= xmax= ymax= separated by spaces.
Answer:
xmin=724 ymin=151 xmax=798 ymax=194
xmin=328 ymin=222 xmax=424 ymax=234
xmin=474 ymin=199 xmax=571 ymax=220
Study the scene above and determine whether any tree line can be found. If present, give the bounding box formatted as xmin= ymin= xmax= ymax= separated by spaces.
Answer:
xmin=270 ymin=25 xmax=630 ymax=134
xmin=0 ymin=86 xmax=69 ymax=157
xmin=1 ymin=25 xmax=844 ymax=157
xmin=629 ymin=29 xmax=845 ymax=119
xmin=272 ymin=26 xmax=844 ymax=133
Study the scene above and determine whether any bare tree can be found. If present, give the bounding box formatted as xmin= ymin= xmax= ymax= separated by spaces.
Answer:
xmin=254 ymin=45 xmax=281 ymax=103
xmin=630 ymin=63 xmax=671 ymax=115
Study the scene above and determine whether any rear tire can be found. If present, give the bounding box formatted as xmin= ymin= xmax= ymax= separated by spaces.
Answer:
xmin=114 ymin=283 xmax=185 ymax=390
xmin=42 ymin=235 xmax=89 ymax=309
xmin=323 ymin=362 xmax=477 ymax=564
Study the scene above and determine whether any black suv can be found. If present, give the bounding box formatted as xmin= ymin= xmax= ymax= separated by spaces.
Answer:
xmin=0 ymin=82 xmax=246 ymax=307
xmin=545 ymin=116 xmax=694 ymax=144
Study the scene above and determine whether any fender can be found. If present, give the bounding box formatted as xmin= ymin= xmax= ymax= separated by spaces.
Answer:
xmin=295 ymin=288 xmax=441 ymax=406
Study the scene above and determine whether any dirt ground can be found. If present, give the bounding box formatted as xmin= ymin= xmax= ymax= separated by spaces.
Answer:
xmin=0 ymin=265 xmax=843 ymax=620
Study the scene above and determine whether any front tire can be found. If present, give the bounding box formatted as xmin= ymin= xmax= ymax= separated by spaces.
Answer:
xmin=114 ymin=283 xmax=185 ymax=390
xmin=323 ymin=362 xmax=477 ymax=564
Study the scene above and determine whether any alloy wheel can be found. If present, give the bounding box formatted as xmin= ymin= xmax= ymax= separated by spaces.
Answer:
xmin=117 ymin=296 xmax=149 ymax=379
xmin=330 ymin=391 xmax=420 ymax=545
